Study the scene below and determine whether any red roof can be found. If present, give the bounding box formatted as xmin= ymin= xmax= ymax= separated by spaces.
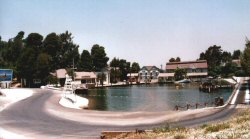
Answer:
xmin=166 ymin=60 xmax=208 ymax=70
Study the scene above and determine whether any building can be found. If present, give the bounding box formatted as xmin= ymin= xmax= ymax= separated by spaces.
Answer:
xmin=95 ymin=68 xmax=111 ymax=86
xmin=160 ymin=60 xmax=208 ymax=82
xmin=139 ymin=66 xmax=159 ymax=83
xmin=74 ymin=72 xmax=96 ymax=88
xmin=127 ymin=73 xmax=139 ymax=83
xmin=52 ymin=69 xmax=97 ymax=88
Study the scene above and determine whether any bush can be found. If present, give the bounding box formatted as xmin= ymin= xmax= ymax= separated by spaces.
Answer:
xmin=174 ymin=135 xmax=186 ymax=139
xmin=205 ymin=123 xmax=230 ymax=133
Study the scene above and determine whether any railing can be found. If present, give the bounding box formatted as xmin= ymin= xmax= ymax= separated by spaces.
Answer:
xmin=174 ymin=100 xmax=224 ymax=111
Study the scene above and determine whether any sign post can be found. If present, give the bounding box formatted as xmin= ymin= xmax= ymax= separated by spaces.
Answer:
xmin=0 ymin=69 xmax=13 ymax=89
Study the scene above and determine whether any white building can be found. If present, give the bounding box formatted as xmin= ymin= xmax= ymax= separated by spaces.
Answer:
xmin=139 ymin=66 xmax=159 ymax=83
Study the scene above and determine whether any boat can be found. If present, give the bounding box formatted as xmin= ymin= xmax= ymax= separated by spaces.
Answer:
xmin=174 ymin=79 xmax=191 ymax=84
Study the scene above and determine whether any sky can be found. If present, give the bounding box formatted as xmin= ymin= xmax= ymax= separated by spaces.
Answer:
xmin=1 ymin=0 xmax=250 ymax=68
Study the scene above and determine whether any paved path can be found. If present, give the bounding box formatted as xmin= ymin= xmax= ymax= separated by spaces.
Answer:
xmin=0 ymin=77 xmax=249 ymax=138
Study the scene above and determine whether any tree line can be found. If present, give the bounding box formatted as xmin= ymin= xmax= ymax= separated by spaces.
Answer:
xmin=168 ymin=41 xmax=250 ymax=79
xmin=1 ymin=31 xmax=250 ymax=86
xmin=0 ymin=31 xmax=140 ymax=87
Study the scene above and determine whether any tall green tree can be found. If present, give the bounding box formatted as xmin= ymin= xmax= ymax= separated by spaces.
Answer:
xmin=34 ymin=53 xmax=52 ymax=84
xmin=169 ymin=57 xmax=175 ymax=62
xmin=79 ymin=50 xmax=93 ymax=71
xmin=176 ymin=57 xmax=181 ymax=62
xmin=43 ymin=33 xmax=61 ymax=70
xmin=241 ymin=40 xmax=250 ymax=75
xmin=131 ymin=62 xmax=140 ymax=73
xmin=91 ymin=44 xmax=109 ymax=71
xmin=221 ymin=62 xmax=237 ymax=77
xmin=17 ymin=47 xmax=37 ymax=87
xmin=174 ymin=68 xmax=187 ymax=81
xmin=59 ymin=31 xmax=80 ymax=69
xmin=25 ymin=33 xmax=43 ymax=47
xmin=169 ymin=57 xmax=181 ymax=62
xmin=232 ymin=50 xmax=241 ymax=59
xmin=199 ymin=45 xmax=223 ymax=76
xmin=221 ymin=51 xmax=232 ymax=63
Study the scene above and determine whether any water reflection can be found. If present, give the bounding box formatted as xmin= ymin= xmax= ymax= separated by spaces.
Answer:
xmin=82 ymin=84 xmax=232 ymax=112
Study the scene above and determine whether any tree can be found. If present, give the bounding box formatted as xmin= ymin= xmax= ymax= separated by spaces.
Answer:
xmin=221 ymin=62 xmax=237 ymax=77
xmin=79 ymin=50 xmax=93 ymax=71
xmin=232 ymin=50 xmax=241 ymax=59
xmin=169 ymin=57 xmax=175 ymax=62
xmin=17 ymin=47 xmax=37 ymax=87
xmin=241 ymin=40 xmax=250 ymax=75
xmin=199 ymin=45 xmax=223 ymax=76
xmin=110 ymin=57 xmax=121 ymax=83
xmin=59 ymin=31 xmax=80 ymax=69
xmin=91 ymin=44 xmax=109 ymax=71
xmin=25 ymin=33 xmax=43 ymax=47
xmin=221 ymin=51 xmax=232 ymax=63
xmin=34 ymin=53 xmax=52 ymax=84
xmin=174 ymin=68 xmax=187 ymax=81
xmin=97 ymin=72 xmax=106 ymax=87
xmin=131 ymin=62 xmax=140 ymax=73
xmin=43 ymin=33 xmax=61 ymax=70
xmin=169 ymin=57 xmax=181 ymax=62
xmin=176 ymin=57 xmax=181 ymax=62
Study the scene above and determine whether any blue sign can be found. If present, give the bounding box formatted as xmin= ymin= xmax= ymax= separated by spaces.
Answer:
xmin=0 ymin=69 xmax=13 ymax=82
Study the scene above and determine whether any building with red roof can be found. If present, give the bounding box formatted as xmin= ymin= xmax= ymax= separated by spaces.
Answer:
xmin=158 ymin=60 xmax=208 ymax=82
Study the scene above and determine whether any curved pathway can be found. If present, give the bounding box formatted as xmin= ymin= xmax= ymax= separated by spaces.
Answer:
xmin=0 ymin=77 xmax=248 ymax=138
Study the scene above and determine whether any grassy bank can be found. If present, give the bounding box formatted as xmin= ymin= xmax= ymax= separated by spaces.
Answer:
xmin=110 ymin=108 xmax=250 ymax=139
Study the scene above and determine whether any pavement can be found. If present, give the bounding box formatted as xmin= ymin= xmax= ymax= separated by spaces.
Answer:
xmin=0 ymin=77 xmax=249 ymax=139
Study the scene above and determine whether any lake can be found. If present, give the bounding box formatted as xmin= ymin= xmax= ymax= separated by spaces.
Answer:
xmin=83 ymin=84 xmax=233 ymax=112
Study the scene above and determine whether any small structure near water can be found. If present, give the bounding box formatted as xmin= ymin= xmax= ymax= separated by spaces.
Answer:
xmin=199 ymin=82 xmax=218 ymax=93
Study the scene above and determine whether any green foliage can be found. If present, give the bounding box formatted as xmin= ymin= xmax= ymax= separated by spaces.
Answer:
xmin=97 ymin=72 xmax=106 ymax=86
xmin=232 ymin=50 xmax=241 ymax=59
xmin=174 ymin=68 xmax=187 ymax=81
xmin=34 ymin=53 xmax=52 ymax=84
xmin=91 ymin=44 xmax=109 ymax=71
xmin=0 ymin=31 xmax=82 ymax=87
xmin=221 ymin=51 xmax=232 ymax=63
xmin=176 ymin=57 xmax=181 ymax=62
xmin=199 ymin=45 xmax=239 ymax=77
xmin=199 ymin=45 xmax=222 ymax=68
xmin=110 ymin=57 xmax=135 ymax=82
xmin=25 ymin=33 xmax=43 ymax=47
xmin=241 ymin=41 xmax=250 ymax=75
xmin=174 ymin=135 xmax=186 ymax=139
xmin=169 ymin=57 xmax=181 ymax=62
xmin=78 ymin=50 xmax=93 ymax=71
xmin=153 ymin=124 xmax=170 ymax=133
xmin=17 ymin=47 xmax=37 ymax=87
xmin=205 ymin=123 xmax=230 ymax=133
xmin=169 ymin=57 xmax=175 ymax=62
xmin=131 ymin=62 xmax=140 ymax=73
xmin=47 ymin=75 xmax=58 ymax=85
xmin=59 ymin=31 xmax=80 ymax=69
xmin=221 ymin=62 xmax=237 ymax=77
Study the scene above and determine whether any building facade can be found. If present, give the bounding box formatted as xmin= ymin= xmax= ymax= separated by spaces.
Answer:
xmin=139 ymin=66 xmax=159 ymax=83
xmin=159 ymin=60 xmax=208 ymax=82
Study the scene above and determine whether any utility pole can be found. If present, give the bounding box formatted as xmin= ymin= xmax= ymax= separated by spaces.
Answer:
xmin=71 ymin=58 xmax=77 ymax=81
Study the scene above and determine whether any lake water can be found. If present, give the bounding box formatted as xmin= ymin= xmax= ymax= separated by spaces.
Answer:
xmin=83 ymin=84 xmax=233 ymax=112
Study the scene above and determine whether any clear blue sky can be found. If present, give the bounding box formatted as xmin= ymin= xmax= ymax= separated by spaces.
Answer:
xmin=1 ymin=0 xmax=250 ymax=67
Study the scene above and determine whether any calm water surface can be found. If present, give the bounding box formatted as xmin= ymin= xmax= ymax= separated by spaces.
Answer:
xmin=83 ymin=84 xmax=232 ymax=112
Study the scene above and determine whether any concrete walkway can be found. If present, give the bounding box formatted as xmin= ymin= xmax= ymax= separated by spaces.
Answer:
xmin=0 ymin=77 xmax=248 ymax=139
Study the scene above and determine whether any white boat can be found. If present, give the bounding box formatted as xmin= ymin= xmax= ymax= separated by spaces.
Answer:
xmin=174 ymin=79 xmax=191 ymax=84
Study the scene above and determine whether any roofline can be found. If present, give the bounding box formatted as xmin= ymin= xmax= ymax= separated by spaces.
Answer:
xmin=166 ymin=60 xmax=207 ymax=65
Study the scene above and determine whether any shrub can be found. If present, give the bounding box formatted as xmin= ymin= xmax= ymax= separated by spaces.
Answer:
xmin=205 ymin=123 xmax=230 ymax=133
xmin=174 ymin=135 xmax=186 ymax=139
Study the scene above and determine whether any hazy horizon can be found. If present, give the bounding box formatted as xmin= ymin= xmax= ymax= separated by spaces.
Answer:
xmin=1 ymin=0 xmax=250 ymax=67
